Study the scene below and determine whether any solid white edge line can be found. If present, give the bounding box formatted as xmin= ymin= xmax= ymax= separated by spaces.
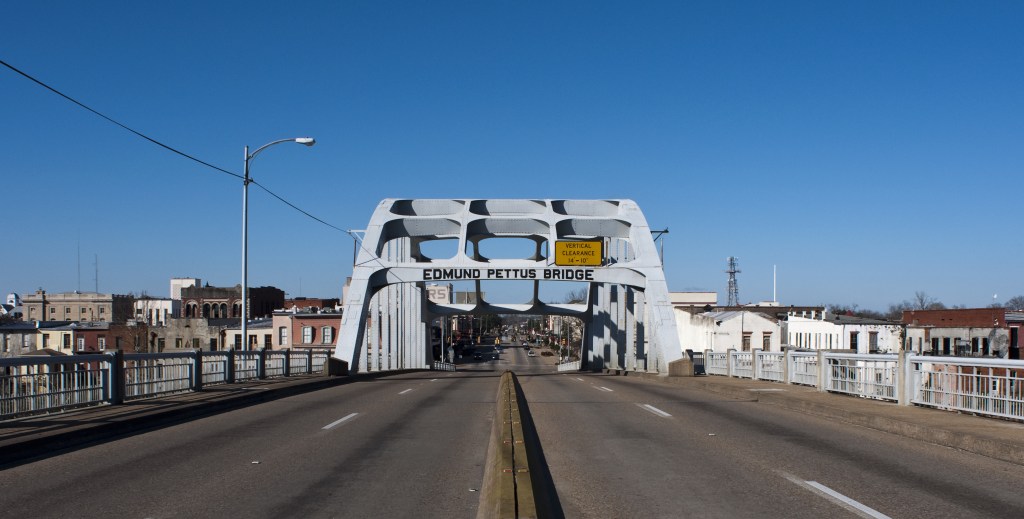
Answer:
xmin=783 ymin=474 xmax=890 ymax=519
xmin=322 ymin=413 xmax=359 ymax=430
xmin=639 ymin=404 xmax=672 ymax=418
xmin=398 ymin=388 xmax=413 ymax=395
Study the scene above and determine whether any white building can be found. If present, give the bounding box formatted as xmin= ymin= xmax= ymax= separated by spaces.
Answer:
xmin=134 ymin=297 xmax=177 ymax=326
xmin=786 ymin=310 xmax=902 ymax=353
xmin=674 ymin=307 xmax=783 ymax=353
xmin=170 ymin=277 xmax=201 ymax=300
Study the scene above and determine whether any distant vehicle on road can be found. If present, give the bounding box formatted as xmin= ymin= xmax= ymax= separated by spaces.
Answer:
xmin=541 ymin=351 xmax=554 ymax=357
xmin=473 ymin=352 xmax=482 ymax=360
xmin=522 ymin=341 xmax=528 ymax=347
xmin=527 ymin=350 xmax=536 ymax=357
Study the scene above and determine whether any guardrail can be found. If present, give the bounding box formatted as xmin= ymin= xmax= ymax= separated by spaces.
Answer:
xmin=703 ymin=348 xmax=1024 ymax=421
xmin=1 ymin=348 xmax=333 ymax=420
xmin=432 ymin=361 xmax=456 ymax=371
xmin=557 ymin=359 xmax=581 ymax=372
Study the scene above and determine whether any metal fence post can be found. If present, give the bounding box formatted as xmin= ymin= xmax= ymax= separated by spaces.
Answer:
xmin=283 ymin=348 xmax=291 ymax=377
xmin=898 ymin=351 xmax=912 ymax=406
xmin=817 ymin=350 xmax=827 ymax=392
xmin=226 ymin=347 xmax=236 ymax=384
xmin=258 ymin=347 xmax=267 ymax=379
xmin=783 ymin=348 xmax=791 ymax=384
xmin=193 ymin=349 xmax=204 ymax=392
xmin=307 ymin=348 xmax=314 ymax=374
xmin=108 ymin=350 xmax=125 ymax=405
xmin=752 ymin=348 xmax=762 ymax=380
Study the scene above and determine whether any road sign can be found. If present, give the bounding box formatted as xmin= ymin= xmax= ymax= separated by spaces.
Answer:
xmin=554 ymin=240 xmax=603 ymax=266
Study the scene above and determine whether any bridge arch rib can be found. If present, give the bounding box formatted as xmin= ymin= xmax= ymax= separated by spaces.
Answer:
xmin=335 ymin=199 xmax=683 ymax=375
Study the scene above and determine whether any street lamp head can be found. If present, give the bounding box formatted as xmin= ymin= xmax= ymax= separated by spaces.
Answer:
xmin=295 ymin=137 xmax=316 ymax=146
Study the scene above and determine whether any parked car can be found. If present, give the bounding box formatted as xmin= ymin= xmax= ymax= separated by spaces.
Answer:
xmin=528 ymin=350 xmax=536 ymax=357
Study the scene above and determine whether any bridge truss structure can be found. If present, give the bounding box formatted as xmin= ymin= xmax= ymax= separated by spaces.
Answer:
xmin=335 ymin=199 xmax=684 ymax=374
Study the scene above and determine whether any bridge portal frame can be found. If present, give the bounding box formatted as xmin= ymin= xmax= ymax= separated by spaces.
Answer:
xmin=335 ymin=199 xmax=683 ymax=375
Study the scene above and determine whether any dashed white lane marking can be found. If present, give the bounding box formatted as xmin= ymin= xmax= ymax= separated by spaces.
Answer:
xmin=430 ymin=379 xmax=438 ymax=382
xmin=784 ymin=474 xmax=891 ymax=519
xmin=398 ymin=388 xmax=413 ymax=395
xmin=575 ymin=378 xmax=585 ymax=382
xmin=638 ymin=404 xmax=672 ymax=418
xmin=322 ymin=413 xmax=359 ymax=430
xmin=598 ymin=386 xmax=613 ymax=392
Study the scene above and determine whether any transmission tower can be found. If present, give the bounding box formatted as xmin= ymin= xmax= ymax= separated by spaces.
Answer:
xmin=726 ymin=257 xmax=740 ymax=306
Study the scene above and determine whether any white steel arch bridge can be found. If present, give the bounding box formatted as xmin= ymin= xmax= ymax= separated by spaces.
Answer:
xmin=334 ymin=199 xmax=685 ymax=375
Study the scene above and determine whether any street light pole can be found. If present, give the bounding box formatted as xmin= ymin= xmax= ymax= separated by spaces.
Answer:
xmin=241 ymin=137 xmax=315 ymax=351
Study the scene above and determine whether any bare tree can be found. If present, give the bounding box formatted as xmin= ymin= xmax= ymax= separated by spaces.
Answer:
xmin=1004 ymin=296 xmax=1024 ymax=311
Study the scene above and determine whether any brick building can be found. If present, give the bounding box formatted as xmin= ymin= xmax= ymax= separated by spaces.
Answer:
xmin=180 ymin=284 xmax=284 ymax=320
xmin=902 ymin=308 xmax=1021 ymax=358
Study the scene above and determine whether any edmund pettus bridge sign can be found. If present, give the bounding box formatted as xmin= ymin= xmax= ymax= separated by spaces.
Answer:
xmin=335 ymin=199 xmax=684 ymax=375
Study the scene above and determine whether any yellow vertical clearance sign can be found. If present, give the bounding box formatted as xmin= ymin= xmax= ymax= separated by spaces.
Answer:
xmin=554 ymin=240 xmax=603 ymax=266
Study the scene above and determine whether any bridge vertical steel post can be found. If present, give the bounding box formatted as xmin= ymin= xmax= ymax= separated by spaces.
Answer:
xmin=226 ymin=347 xmax=236 ymax=384
xmin=107 ymin=350 xmax=125 ymax=405
xmin=193 ymin=349 xmax=204 ymax=392
xmin=257 ymin=347 xmax=267 ymax=379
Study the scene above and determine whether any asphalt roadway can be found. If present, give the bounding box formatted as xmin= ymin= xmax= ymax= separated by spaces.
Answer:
xmin=1 ymin=345 xmax=1023 ymax=518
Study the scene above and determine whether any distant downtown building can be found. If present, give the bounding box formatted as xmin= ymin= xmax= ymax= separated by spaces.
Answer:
xmin=180 ymin=284 xmax=284 ymax=320
xmin=20 ymin=289 xmax=133 ymax=324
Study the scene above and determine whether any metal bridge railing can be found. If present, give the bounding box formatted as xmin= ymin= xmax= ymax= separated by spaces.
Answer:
xmin=432 ymin=361 xmax=456 ymax=371
xmin=755 ymin=351 xmax=785 ymax=382
xmin=1 ymin=347 xmax=335 ymax=420
xmin=557 ymin=359 xmax=581 ymax=372
xmin=702 ymin=348 xmax=1024 ymax=421
xmin=910 ymin=356 xmax=1024 ymax=420
xmin=0 ymin=355 xmax=110 ymax=417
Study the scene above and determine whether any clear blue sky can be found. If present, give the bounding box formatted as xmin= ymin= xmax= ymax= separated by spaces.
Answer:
xmin=3 ymin=1 xmax=1023 ymax=312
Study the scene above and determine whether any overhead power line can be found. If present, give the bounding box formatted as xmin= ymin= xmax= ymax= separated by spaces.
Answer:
xmin=0 ymin=57 xmax=344 ymax=233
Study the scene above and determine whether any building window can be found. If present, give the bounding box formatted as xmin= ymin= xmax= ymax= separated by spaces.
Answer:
xmin=98 ymin=336 xmax=106 ymax=349
xmin=234 ymin=335 xmax=242 ymax=349
xmin=868 ymin=332 xmax=879 ymax=353
xmin=264 ymin=334 xmax=272 ymax=348
xmin=63 ymin=334 xmax=71 ymax=349
xmin=850 ymin=332 xmax=859 ymax=351
xmin=742 ymin=332 xmax=751 ymax=351
xmin=762 ymin=332 xmax=771 ymax=351
xmin=279 ymin=327 xmax=289 ymax=346
xmin=158 ymin=338 xmax=166 ymax=350
xmin=322 ymin=326 xmax=334 ymax=344
xmin=65 ymin=307 xmax=71 ymax=314
xmin=50 ymin=307 xmax=55 ymax=315
xmin=302 ymin=326 xmax=314 ymax=344
xmin=77 ymin=338 xmax=85 ymax=351
xmin=175 ymin=338 xmax=183 ymax=348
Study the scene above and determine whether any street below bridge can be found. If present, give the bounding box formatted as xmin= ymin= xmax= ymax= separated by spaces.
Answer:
xmin=1 ymin=346 xmax=1023 ymax=518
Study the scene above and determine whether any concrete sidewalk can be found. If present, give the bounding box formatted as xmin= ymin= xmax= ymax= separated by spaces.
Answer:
xmin=0 ymin=375 xmax=351 ymax=468
xmin=628 ymin=372 xmax=1024 ymax=466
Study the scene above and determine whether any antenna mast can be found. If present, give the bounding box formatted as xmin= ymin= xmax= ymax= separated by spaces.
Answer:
xmin=726 ymin=257 xmax=741 ymax=306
